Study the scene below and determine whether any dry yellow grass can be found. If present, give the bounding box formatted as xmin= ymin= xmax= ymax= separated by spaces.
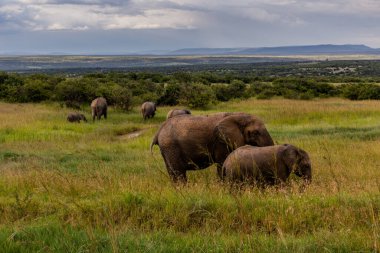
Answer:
xmin=0 ymin=98 xmax=379 ymax=252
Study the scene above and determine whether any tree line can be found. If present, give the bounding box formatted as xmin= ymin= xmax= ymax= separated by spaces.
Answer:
xmin=0 ymin=71 xmax=379 ymax=109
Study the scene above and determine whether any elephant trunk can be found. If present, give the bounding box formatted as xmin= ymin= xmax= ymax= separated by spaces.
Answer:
xmin=260 ymin=130 xmax=275 ymax=146
xmin=295 ymin=165 xmax=312 ymax=184
xmin=303 ymin=173 xmax=312 ymax=184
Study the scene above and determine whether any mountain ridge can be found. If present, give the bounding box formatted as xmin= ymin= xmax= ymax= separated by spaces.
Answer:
xmin=165 ymin=44 xmax=380 ymax=56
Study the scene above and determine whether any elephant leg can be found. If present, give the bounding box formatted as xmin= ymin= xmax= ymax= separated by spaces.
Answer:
xmin=161 ymin=148 xmax=187 ymax=183
xmin=216 ymin=164 xmax=226 ymax=180
xmin=104 ymin=109 xmax=107 ymax=119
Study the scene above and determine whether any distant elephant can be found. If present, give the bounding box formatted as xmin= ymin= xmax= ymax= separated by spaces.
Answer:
xmin=166 ymin=109 xmax=191 ymax=119
xmin=222 ymin=144 xmax=311 ymax=186
xmin=67 ymin=112 xmax=87 ymax=123
xmin=141 ymin=102 xmax=156 ymax=120
xmin=151 ymin=112 xmax=274 ymax=182
xmin=91 ymin=97 xmax=107 ymax=121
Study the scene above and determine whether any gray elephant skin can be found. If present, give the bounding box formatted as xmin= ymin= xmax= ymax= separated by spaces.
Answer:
xmin=151 ymin=112 xmax=274 ymax=182
xmin=222 ymin=144 xmax=311 ymax=186
xmin=67 ymin=112 xmax=87 ymax=123
xmin=166 ymin=109 xmax=191 ymax=119
xmin=141 ymin=102 xmax=156 ymax=120
xmin=91 ymin=97 xmax=107 ymax=121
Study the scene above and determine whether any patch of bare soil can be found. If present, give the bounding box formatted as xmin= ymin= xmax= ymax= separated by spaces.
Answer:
xmin=116 ymin=129 xmax=146 ymax=140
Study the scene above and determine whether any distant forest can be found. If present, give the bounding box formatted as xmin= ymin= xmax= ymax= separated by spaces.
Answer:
xmin=1 ymin=60 xmax=380 ymax=109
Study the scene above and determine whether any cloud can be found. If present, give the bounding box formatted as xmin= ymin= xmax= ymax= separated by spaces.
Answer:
xmin=1 ymin=0 xmax=380 ymax=53
xmin=2 ymin=0 xmax=380 ymax=32
xmin=0 ymin=0 xmax=203 ymax=31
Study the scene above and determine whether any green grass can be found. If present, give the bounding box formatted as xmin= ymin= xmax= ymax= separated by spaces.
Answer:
xmin=0 ymin=98 xmax=379 ymax=252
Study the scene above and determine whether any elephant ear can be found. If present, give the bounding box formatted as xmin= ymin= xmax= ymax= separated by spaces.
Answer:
xmin=214 ymin=114 xmax=247 ymax=151
xmin=282 ymin=144 xmax=301 ymax=172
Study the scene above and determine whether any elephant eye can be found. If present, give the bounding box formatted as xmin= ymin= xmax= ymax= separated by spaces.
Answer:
xmin=248 ymin=130 xmax=259 ymax=137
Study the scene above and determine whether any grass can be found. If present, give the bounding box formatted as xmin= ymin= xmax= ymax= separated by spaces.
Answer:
xmin=0 ymin=98 xmax=379 ymax=252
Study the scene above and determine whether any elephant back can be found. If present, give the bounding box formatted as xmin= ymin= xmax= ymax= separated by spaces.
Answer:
xmin=91 ymin=97 xmax=107 ymax=108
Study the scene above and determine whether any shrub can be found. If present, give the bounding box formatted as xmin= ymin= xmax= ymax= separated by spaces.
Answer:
xmin=55 ymin=78 xmax=95 ymax=105
xmin=180 ymin=83 xmax=215 ymax=108
xmin=228 ymin=80 xmax=246 ymax=99
xmin=109 ymin=85 xmax=133 ymax=111
xmin=212 ymin=80 xmax=247 ymax=102
xmin=246 ymin=82 xmax=270 ymax=97
xmin=212 ymin=83 xmax=231 ymax=101
xmin=256 ymin=89 xmax=276 ymax=99
xmin=157 ymin=83 xmax=182 ymax=105
xmin=22 ymin=80 xmax=53 ymax=102
xmin=342 ymin=83 xmax=380 ymax=100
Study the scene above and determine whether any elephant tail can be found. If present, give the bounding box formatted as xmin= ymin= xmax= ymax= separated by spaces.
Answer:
xmin=150 ymin=132 xmax=159 ymax=154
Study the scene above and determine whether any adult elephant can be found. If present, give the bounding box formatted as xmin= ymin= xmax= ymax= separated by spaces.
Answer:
xmin=166 ymin=109 xmax=191 ymax=119
xmin=141 ymin=102 xmax=156 ymax=120
xmin=150 ymin=112 xmax=274 ymax=182
xmin=222 ymin=144 xmax=311 ymax=186
xmin=91 ymin=97 xmax=107 ymax=121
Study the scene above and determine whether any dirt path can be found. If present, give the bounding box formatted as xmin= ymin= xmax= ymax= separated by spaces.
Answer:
xmin=116 ymin=129 xmax=147 ymax=141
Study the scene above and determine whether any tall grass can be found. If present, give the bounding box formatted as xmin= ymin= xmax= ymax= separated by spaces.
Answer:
xmin=0 ymin=99 xmax=379 ymax=252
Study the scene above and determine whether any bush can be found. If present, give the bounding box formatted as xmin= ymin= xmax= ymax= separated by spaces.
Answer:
xmin=55 ymin=78 xmax=95 ymax=105
xmin=341 ymin=83 xmax=380 ymax=100
xmin=180 ymin=83 xmax=215 ymax=108
xmin=109 ymin=85 xmax=133 ymax=111
xmin=256 ymin=88 xmax=277 ymax=99
xmin=22 ymin=80 xmax=53 ymax=102
xmin=246 ymin=82 xmax=270 ymax=97
xmin=212 ymin=80 xmax=247 ymax=102
xmin=273 ymin=78 xmax=336 ymax=98
xmin=228 ymin=80 xmax=247 ymax=99
xmin=157 ymin=83 xmax=182 ymax=105
xmin=0 ymin=74 xmax=25 ymax=102
xmin=212 ymin=83 xmax=231 ymax=101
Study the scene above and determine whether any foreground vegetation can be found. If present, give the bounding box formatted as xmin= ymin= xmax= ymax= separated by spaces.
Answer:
xmin=0 ymin=98 xmax=379 ymax=252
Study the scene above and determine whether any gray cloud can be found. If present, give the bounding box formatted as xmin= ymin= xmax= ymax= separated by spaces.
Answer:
xmin=1 ymin=0 xmax=380 ymax=54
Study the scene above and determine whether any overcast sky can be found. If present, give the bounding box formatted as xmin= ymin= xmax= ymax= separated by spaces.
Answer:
xmin=1 ymin=0 xmax=380 ymax=54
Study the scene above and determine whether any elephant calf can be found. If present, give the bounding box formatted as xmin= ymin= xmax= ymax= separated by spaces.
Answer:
xmin=166 ymin=109 xmax=191 ymax=119
xmin=222 ymin=144 xmax=311 ymax=186
xmin=67 ymin=112 xmax=87 ymax=123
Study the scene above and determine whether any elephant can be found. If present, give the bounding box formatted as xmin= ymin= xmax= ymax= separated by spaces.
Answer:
xmin=67 ymin=112 xmax=87 ymax=123
xmin=141 ymin=102 xmax=156 ymax=120
xmin=150 ymin=112 xmax=274 ymax=182
xmin=222 ymin=144 xmax=311 ymax=186
xmin=166 ymin=109 xmax=191 ymax=119
xmin=91 ymin=97 xmax=107 ymax=121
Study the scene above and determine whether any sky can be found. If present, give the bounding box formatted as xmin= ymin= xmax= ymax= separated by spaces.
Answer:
xmin=1 ymin=0 xmax=380 ymax=54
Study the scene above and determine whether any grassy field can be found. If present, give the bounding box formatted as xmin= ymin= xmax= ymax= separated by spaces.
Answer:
xmin=0 ymin=98 xmax=379 ymax=252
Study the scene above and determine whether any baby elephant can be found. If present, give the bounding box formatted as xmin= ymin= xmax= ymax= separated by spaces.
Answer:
xmin=222 ymin=144 xmax=311 ymax=186
xmin=67 ymin=112 xmax=87 ymax=123
xmin=166 ymin=109 xmax=191 ymax=119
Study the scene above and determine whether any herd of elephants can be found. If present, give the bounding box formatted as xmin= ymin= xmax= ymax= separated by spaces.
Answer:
xmin=67 ymin=97 xmax=312 ymax=187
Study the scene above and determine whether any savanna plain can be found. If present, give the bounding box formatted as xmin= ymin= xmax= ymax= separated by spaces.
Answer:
xmin=0 ymin=98 xmax=379 ymax=252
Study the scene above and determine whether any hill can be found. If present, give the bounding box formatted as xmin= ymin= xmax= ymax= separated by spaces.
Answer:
xmin=168 ymin=44 xmax=380 ymax=56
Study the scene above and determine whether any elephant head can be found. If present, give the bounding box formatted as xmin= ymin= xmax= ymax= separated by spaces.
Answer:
xmin=282 ymin=144 xmax=312 ymax=183
xmin=80 ymin=114 xmax=87 ymax=122
xmin=214 ymin=113 xmax=274 ymax=151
